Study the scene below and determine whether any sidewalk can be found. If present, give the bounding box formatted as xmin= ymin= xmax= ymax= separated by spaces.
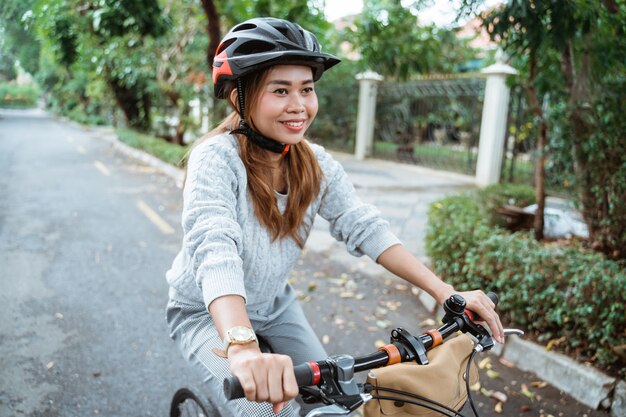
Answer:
xmin=88 ymin=125 xmax=622 ymax=416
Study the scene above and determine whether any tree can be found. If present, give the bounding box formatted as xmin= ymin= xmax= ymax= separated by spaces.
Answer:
xmin=347 ymin=0 xmax=477 ymax=80
xmin=0 ymin=0 xmax=40 ymax=76
xmin=461 ymin=0 xmax=626 ymax=259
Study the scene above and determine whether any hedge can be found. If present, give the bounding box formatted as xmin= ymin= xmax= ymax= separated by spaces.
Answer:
xmin=426 ymin=184 xmax=626 ymax=378
xmin=0 ymin=83 xmax=40 ymax=108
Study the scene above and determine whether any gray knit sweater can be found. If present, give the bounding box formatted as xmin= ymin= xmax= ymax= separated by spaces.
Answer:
xmin=166 ymin=133 xmax=401 ymax=315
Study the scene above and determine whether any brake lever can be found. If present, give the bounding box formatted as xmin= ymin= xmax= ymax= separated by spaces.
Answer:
xmin=504 ymin=328 xmax=524 ymax=337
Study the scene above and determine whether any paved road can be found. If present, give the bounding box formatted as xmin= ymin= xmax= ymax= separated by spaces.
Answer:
xmin=0 ymin=109 xmax=610 ymax=417
xmin=0 ymin=109 xmax=193 ymax=416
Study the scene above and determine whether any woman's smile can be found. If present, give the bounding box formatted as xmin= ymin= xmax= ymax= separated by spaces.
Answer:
xmin=250 ymin=65 xmax=318 ymax=145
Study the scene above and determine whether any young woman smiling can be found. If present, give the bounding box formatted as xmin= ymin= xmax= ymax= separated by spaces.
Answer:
xmin=165 ymin=17 xmax=504 ymax=417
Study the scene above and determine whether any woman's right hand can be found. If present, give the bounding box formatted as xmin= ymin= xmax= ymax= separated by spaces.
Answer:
xmin=227 ymin=343 xmax=298 ymax=414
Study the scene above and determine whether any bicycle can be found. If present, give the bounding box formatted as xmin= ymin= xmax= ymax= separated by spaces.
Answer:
xmin=170 ymin=292 xmax=523 ymax=417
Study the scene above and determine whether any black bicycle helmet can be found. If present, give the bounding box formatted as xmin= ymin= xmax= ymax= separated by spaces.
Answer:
xmin=212 ymin=17 xmax=340 ymax=99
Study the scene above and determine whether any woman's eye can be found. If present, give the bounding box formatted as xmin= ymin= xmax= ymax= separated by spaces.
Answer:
xmin=303 ymin=87 xmax=314 ymax=94
xmin=273 ymin=88 xmax=288 ymax=95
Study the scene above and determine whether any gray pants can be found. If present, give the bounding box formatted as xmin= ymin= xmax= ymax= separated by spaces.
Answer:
xmin=167 ymin=284 xmax=328 ymax=417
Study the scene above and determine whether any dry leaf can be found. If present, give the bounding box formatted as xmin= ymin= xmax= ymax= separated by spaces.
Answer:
xmin=394 ymin=284 xmax=409 ymax=291
xmin=490 ymin=391 xmax=508 ymax=403
xmin=520 ymin=384 xmax=535 ymax=400
xmin=478 ymin=357 xmax=492 ymax=370
xmin=307 ymin=283 xmax=317 ymax=292
xmin=470 ymin=381 xmax=481 ymax=392
xmin=46 ymin=361 xmax=54 ymax=370
xmin=376 ymin=320 xmax=391 ymax=329
xmin=530 ymin=380 xmax=548 ymax=389
xmin=486 ymin=369 xmax=500 ymax=379
xmin=411 ymin=287 xmax=420 ymax=296
xmin=339 ymin=292 xmax=355 ymax=298
xmin=498 ymin=358 xmax=515 ymax=368
xmin=419 ymin=318 xmax=436 ymax=327
xmin=494 ymin=402 xmax=503 ymax=414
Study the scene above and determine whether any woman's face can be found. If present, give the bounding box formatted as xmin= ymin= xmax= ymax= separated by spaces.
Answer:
xmin=249 ymin=65 xmax=318 ymax=145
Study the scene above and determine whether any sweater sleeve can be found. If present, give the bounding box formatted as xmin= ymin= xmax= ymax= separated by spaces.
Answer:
xmin=182 ymin=139 xmax=247 ymax=308
xmin=315 ymin=148 xmax=401 ymax=260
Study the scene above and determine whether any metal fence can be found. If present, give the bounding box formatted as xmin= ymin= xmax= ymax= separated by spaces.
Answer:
xmin=372 ymin=75 xmax=485 ymax=175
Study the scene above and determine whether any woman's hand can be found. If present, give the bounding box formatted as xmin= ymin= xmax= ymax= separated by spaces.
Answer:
xmin=227 ymin=343 xmax=298 ymax=414
xmin=453 ymin=289 xmax=505 ymax=344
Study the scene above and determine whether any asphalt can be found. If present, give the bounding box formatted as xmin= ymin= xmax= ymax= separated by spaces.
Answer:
xmin=58 ymin=117 xmax=622 ymax=416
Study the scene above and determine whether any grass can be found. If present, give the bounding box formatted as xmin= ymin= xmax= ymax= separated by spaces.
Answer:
xmin=115 ymin=127 xmax=189 ymax=167
xmin=373 ymin=141 xmax=478 ymax=175
xmin=0 ymin=83 xmax=40 ymax=108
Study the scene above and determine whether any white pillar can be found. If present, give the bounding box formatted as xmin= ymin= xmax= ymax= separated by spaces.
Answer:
xmin=476 ymin=52 xmax=517 ymax=187
xmin=355 ymin=71 xmax=384 ymax=160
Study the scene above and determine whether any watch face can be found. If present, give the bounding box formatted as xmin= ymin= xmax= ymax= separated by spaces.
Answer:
xmin=230 ymin=326 xmax=253 ymax=342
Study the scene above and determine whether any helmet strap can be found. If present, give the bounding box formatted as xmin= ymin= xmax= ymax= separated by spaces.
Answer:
xmin=231 ymin=78 xmax=290 ymax=155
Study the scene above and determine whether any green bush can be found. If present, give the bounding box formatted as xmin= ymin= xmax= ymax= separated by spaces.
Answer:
xmin=0 ymin=83 xmax=40 ymax=108
xmin=116 ymin=127 xmax=188 ymax=167
xmin=426 ymin=184 xmax=626 ymax=378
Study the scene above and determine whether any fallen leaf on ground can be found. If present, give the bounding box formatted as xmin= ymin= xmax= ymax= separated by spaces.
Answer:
xmin=486 ymin=369 xmax=500 ymax=379
xmin=46 ymin=361 xmax=54 ymax=370
xmin=419 ymin=318 xmax=436 ymax=327
xmin=394 ymin=284 xmax=409 ymax=291
xmin=494 ymin=402 xmax=503 ymax=413
xmin=520 ymin=384 xmax=535 ymax=400
xmin=498 ymin=358 xmax=515 ymax=368
xmin=478 ymin=357 xmax=492 ymax=369
xmin=530 ymin=380 xmax=548 ymax=389
xmin=490 ymin=391 xmax=508 ymax=403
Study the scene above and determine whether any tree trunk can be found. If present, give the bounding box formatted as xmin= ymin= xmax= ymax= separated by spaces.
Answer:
xmin=527 ymin=51 xmax=546 ymax=240
xmin=108 ymin=75 xmax=151 ymax=131
xmin=562 ymin=38 xmax=604 ymax=249
xmin=200 ymin=0 xmax=221 ymax=68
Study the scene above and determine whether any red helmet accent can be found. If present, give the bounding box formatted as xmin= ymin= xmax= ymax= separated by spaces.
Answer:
xmin=212 ymin=50 xmax=233 ymax=85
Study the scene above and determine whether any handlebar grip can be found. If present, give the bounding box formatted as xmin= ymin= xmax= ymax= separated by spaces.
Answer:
xmin=487 ymin=291 xmax=499 ymax=306
xmin=224 ymin=363 xmax=316 ymax=400
xmin=465 ymin=291 xmax=499 ymax=322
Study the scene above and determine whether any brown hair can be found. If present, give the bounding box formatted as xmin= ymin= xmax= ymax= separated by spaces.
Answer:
xmin=190 ymin=67 xmax=322 ymax=248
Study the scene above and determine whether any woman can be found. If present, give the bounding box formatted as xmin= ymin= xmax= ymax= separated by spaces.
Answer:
xmin=166 ymin=17 xmax=504 ymax=417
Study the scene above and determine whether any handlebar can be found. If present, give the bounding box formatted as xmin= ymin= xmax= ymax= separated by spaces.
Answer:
xmin=224 ymin=292 xmax=499 ymax=400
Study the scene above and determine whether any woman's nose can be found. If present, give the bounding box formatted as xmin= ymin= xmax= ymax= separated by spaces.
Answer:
xmin=286 ymin=94 xmax=305 ymax=113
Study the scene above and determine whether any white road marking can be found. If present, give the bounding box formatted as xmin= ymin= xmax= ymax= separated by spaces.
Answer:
xmin=136 ymin=199 xmax=175 ymax=235
xmin=94 ymin=161 xmax=111 ymax=176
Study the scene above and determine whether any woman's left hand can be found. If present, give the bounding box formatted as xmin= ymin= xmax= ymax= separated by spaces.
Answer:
xmin=453 ymin=290 xmax=505 ymax=344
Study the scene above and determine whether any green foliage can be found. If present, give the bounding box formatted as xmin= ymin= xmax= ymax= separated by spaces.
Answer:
xmin=347 ymin=0 xmax=477 ymax=80
xmin=426 ymin=186 xmax=626 ymax=377
xmin=0 ymin=0 xmax=40 ymax=75
xmin=466 ymin=0 xmax=626 ymax=259
xmin=116 ymin=127 xmax=189 ymax=167
xmin=0 ymin=82 xmax=40 ymax=108
xmin=307 ymin=58 xmax=359 ymax=151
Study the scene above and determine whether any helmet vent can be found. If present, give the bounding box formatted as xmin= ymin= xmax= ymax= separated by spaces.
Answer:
xmin=233 ymin=23 xmax=257 ymax=32
xmin=216 ymin=38 xmax=236 ymax=55
xmin=234 ymin=40 xmax=275 ymax=55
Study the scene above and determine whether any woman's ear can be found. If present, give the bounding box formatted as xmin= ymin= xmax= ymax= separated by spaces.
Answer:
xmin=229 ymin=88 xmax=239 ymax=111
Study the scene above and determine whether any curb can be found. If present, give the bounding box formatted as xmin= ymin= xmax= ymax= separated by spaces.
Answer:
xmin=92 ymin=127 xmax=624 ymax=416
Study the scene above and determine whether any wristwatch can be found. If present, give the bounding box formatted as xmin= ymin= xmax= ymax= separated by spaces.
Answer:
xmin=222 ymin=326 xmax=258 ymax=354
